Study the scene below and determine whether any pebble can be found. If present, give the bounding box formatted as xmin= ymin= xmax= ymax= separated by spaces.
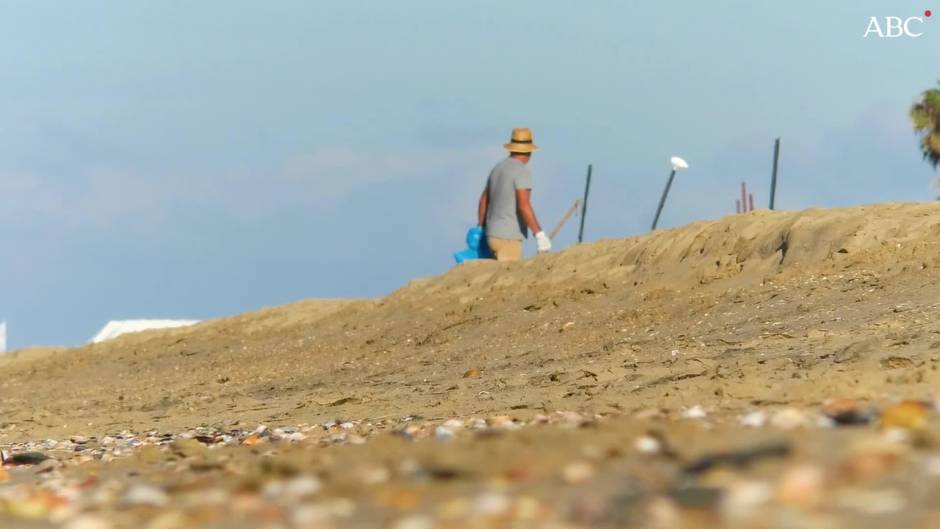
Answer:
xmin=883 ymin=427 xmax=911 ymax=444
xmin=250 ymin=425 xmax=269 ymax=436
xmin=634 ymin=435 xmax=662 ymax=455
xmin=6 ymin=498 xmax=49 ymax=519
xmin=646 ymin=497 xmax=681 ymax=528
xmin=473 ymin=491 xmax=511 ymax=516
xmin=357 ymin=465 xmax=391 ymax=485
xmin=3 ymin=451 xmax=51 ymax=466
xmin=770 ymin=408 xmax=810 ymax=429
xmin=739 ymin=411 xmax=768 ymax=428
xmin=561 ymin=461 xmax=596 ymax=484
xmin=881 ymin=401 xmax=930 ymax=431
xmin=291 ymin=504 xmax=332 ymax=525
xmin=487 ymin=416 xmax=521 ymax=430
xmin=822 ymin=399 xmax=875 ymax=425
xmin=243 ymin=436 xmax=267 ymax=447
xmin=123 ymin=484 xmax=170 ymax=507
xmin=282 ymin=475 xmax=322 ymax=500
xmin=442 ymin=418 xmax=464 ymax=429
xmin=398 ymin=425 xmax=421 ymax=440
xmin=283 ymin=432 xmax=307 ymax=443
xmin=681 ymin=405 xmax=708 ymax=419
xmin=434 ymin=426 xmax=456 ymax=441
xmin=556 ymin=411 xmax=592 ymax=427
xmin=722 ymin=480 xmax=773 ymax=519
xmin=841 ymin=437 xmax=906 ymax=482
xmin=842 ymin=453 xmax=898 ymax=482
xmin=776 ymin=465 xmax=825 ymax=507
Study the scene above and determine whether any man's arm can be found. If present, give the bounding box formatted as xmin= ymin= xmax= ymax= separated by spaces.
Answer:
xmin=478 ymin=185 xmax=489 ymax=227
xmin=515 ymin=188 xmax=542 ymax=235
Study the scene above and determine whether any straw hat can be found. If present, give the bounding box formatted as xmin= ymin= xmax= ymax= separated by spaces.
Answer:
xmin=504 ymin=127 xmax=539 ymax=153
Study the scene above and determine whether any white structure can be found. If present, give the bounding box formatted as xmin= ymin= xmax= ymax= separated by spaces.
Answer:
xmin=91 ymin=320 xmax=200 ymax=344
xmin=671 ymin=156 xmax=690 ymax=171
xmin=0 ymin=321 xmax=6 ymax=353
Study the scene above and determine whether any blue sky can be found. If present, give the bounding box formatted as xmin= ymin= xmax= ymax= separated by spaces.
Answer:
xmin=1 ymin=1 xmax=937 ymax=348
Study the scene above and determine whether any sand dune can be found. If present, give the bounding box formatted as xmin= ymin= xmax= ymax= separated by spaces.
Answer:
xmin=3 ymin=203 xmax=940 ymax=439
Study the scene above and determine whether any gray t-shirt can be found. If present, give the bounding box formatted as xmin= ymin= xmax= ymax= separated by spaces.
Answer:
xmin=485 ymin=158 xmax=534 ymax=240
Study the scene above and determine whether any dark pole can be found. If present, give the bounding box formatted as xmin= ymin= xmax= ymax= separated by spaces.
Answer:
xmin=651 ymin=169 xmax=677 ymax=231
xmin=769 ymin=138 xmax=780 ymax=210
xmin=577 ymin=164 xmax=593 ymax=243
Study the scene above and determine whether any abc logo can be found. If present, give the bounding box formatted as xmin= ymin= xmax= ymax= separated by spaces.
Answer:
xmin=864 ymin=14 xmax=930 ymax=38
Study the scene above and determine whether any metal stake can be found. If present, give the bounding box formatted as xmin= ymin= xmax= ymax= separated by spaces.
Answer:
xmin=578 ymin=164 xmax=593 ymax=243
xmin=651 ymin=169 xmax=677 ymax=231
xmin=770 ymin=138 xmax=780 ymax=210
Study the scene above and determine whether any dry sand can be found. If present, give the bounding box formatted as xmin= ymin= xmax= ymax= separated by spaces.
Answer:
xmin=4 ymin=203 xmax=940 ymax=528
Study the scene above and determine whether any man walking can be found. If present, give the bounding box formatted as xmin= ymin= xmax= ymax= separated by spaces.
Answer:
xmin=477 ymin=128 xmax=551 ymax=261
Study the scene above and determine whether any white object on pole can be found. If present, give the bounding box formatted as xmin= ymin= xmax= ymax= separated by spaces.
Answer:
xmin=0 ymin=321 xmax=6 ymax=353
xmin=91 ymin=320 xmax=200 ymax=344
xmin=671 ymin=156 xmax=689 ymax=171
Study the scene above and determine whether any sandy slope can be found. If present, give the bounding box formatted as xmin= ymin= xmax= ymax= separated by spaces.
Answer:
xmin=6 ymin=203 xmax=940 ymax=528
xmin=3 ymin=203 xmax=940 ymax=440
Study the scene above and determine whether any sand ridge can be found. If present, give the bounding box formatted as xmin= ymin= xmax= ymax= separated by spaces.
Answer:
xmin=2 ymin=203 xmax=940 ymax=440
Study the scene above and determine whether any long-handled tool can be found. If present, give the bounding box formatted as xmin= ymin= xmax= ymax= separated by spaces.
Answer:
xmin=578 ymin=165 xmax=592 ymax=243
xmin=651 ymin=157 xmax=690 ymax=231
xmin=549 ymin=198 xmax=583 ymax=240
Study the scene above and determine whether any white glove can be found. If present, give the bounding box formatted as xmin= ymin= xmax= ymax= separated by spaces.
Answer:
xmin=535 ymin=231 xmax=552 ymax=254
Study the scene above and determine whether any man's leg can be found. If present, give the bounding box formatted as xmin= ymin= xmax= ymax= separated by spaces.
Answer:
xmin=487 ymin=237 xmax=523 ymax=262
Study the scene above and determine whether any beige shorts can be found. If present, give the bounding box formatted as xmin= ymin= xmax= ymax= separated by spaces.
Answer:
xmin=487 ymin=237 xmax=523 ymax=262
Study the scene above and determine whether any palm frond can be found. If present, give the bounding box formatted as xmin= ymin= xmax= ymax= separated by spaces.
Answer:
xmin=911 ymin=82 xmax=940 ymax=170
